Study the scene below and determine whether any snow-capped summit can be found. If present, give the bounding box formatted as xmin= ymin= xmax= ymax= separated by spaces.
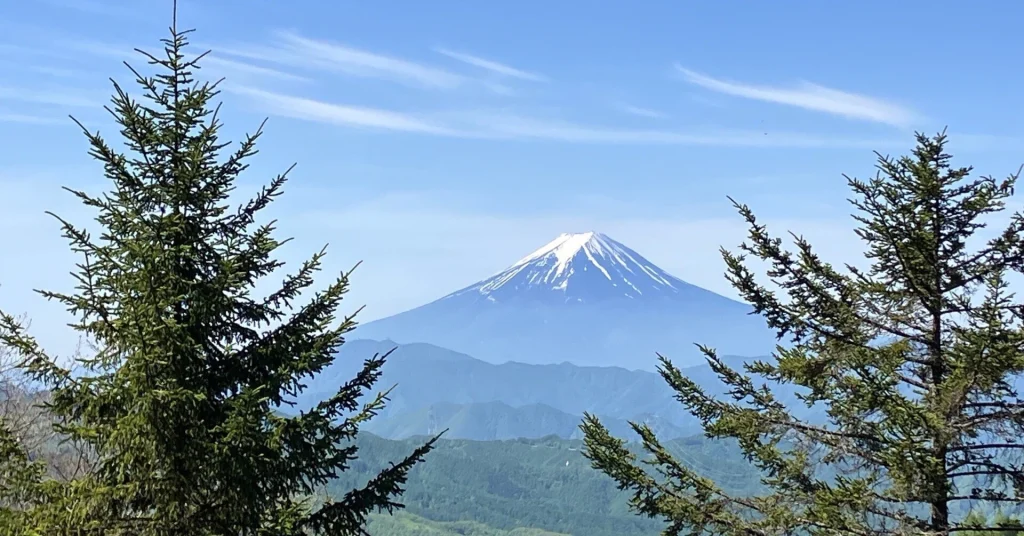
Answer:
xmin=353 ymin=232 xmax=775 ymax=370
xmin=443 ymin=231 xmax=688 ymax=304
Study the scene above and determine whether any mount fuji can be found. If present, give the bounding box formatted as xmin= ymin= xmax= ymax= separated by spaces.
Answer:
xmin=352 ymin=232 xmax=776 ymax=370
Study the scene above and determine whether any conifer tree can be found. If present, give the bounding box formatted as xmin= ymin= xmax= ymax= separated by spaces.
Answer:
xmin=0 ymin=6 xmax=437 ymax=535
xmin=582 ymin=132 xmax=1024 ymax=536
xmin=961 ymin=511 xmax=1024 ymax=536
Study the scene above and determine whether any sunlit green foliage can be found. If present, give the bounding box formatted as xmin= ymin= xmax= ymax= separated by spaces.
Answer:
xmin=583 ymin=133 xmax=1024 ymax=535
xmin=0 ymin=9 xmax=436 ymax=535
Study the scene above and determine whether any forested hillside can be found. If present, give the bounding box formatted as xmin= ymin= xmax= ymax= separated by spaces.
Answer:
xmin=335 ymin=433 xmax=763 ymax=536
xmin=365 ymin=511 xmax=569 ymax=536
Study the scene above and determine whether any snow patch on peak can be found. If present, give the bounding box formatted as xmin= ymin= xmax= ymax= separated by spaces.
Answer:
xmin=512 ymin=232 xmax=597 ymax=264
xmin=443 ymin=231 xmax=690 ymax=304
xmin=510 ymin=231 xmax=610 ymax=277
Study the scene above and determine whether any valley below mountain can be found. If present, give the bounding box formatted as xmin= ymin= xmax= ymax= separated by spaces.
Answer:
xmin=337 ymin=432 xmax=764 ymax=536
xmin=300 ymin=339 xmax=820 ymax=442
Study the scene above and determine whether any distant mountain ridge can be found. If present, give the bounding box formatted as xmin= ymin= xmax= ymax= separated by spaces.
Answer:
xmin=362 ymin=400 xmax=688 ymax=442
xmin=300 ymin=339 xmax=816 ymax=441
xmin=353 ymin=231 xmax=777 ymax=370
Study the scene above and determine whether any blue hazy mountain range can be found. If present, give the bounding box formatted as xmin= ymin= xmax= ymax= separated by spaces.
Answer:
xmin=351 ymin=232 xmax=777 ymax=371
xmin=360 ymin=400 xmax=688 ymax=442
xmin=300 ymin=339 xmax=820 ymax=441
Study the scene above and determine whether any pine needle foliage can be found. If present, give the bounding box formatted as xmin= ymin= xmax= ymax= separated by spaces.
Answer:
xmin=0 ymin=7 xmax=438 ymax=535
xmin=582 ymin=132 xmax=1024 ymax=536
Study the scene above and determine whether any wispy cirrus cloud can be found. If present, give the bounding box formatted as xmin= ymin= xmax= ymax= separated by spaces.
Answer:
xmin=0 ymin=87 xmax=100 ymax=108
xmin=28 ymin=66 xmax=86 ymax=79
xmin=53 ymin=38 xmax=311 ymax=87
xmin=433 ymin=48 xmax=547 ymax=82
xmin=481 ymin=82 xmax=517 ymax=96
xmin=69 ymin=40 xmax=135 ymax=60
xmin=0 ymin=43 xmax=42 ymax=59
xmin=232 ymin=86 xmax=899 ymax=148
xmin=202 ymin=55 xmax=311 ymax=83
xmin=674 ymin=65 xmax=919 ymax=127
xmin=617 ymin=104 xmax=666 ymax=119
xmin=451 ymin=113 xmax=888 ymax=147
xmin=213 ymin=33 xmax=537 ymax=95
xmin=37 ymin=0 xmax=142 ymax=18
xmin=37 ymin=0 xmax=211 ymax=21
xmin=0 ymin=113 xmax=66 ymax=125
xmin=217 ymin=31 xmax=465 ymax=90
xmin=231 ymin=87 xmax=460 ymax=135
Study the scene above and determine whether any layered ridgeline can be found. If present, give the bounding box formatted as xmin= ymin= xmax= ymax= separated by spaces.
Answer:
xmin=352 ymin=232 xmax=776 ymax=370
xmin=362 ymin=400 xmax=686 ymax=442
xmin=300 ymin=339 xmax=819 ymax=441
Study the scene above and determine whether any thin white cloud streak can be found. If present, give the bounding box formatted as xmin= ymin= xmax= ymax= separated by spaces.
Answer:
xmin=72 ymin=40 xmax=136 ymax=60
xmin=949 ymin=133 xmax=1024 ymax=153
xmin=214 ymin=34 xmax=519 ymax=95
xmin=0 ymin=87 xmax=100 ymax=108
xmin=482 ymin=82 xmax=516 ymax=96
xmin=618 ymin=104 xmax=667 ymax=119
xmin=0 ymin=39 xmax=131 ymax=66
xmin=230 ymin=87 xmax=460 ymax=135
xmin=218 ymin=32 xmax=465 ymax=89
xmin=29 ymin=66 xmax=85 ymax=78
xmin=449 ymin=113 xmax=799 ymax=146
xmin=53 ymin=41 xmax=310 ymax=85
xmin=37 ymin=0 xmax=209 ymax=22
xmin=37 ymin=0 xmax=140 ymax=18
xmin=674 ymin=65 xmax=919 ymax=127
xmin=203 ymin=56 xmax=311 ymax=83
xmin=434 ymin=47 xmax=547 ymax=82
xmin=0 ymin=113 xmax=66 ymax=125
xmin=233 ymin=87 xmax=898 ymax=148
xmin=0 ymin=43 xmax=58 ymax=59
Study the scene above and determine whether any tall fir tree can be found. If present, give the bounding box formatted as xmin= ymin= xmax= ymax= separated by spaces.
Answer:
xmin=582 ymin=132 xmax=1024 ymax=536
xmin=0 ymin=7 xmax=438 ymax=536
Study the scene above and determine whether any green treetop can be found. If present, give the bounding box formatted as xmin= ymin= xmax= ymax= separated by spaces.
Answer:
xmin=0 ymin=10 xmax=436 ymax=536
xmin=582 ymin=132 xmax=1024 ymax=536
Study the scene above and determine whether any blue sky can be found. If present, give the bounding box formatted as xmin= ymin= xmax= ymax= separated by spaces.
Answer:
xmin=2 ymin=0 xmax=1024 ymax=358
